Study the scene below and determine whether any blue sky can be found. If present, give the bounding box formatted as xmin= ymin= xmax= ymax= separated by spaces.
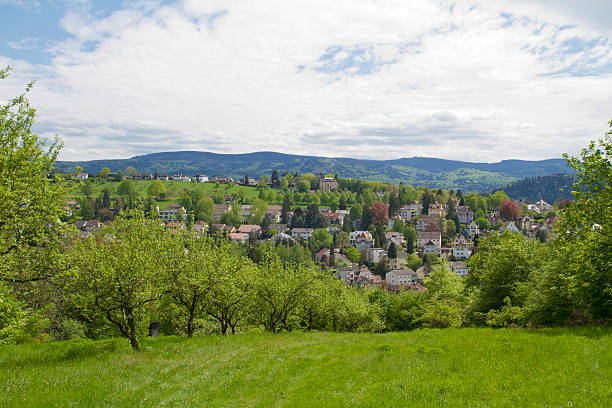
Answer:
xmin=0 ymin=0 xmax=611 ymax=161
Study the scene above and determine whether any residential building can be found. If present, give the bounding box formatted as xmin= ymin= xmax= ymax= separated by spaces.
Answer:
xmin=386 ymin=269 xmax=418 ymax=287
xmin=213 ymin=204 xmax=232 ymax=221
xmin=388 ymin=250 xmax=408 ymax=270
xmin=452 ymin=243 xmax=470 ymax=259
xmin=134 ymin=173 xmax=153 ymax=180
xmin=160 ymin=203 xmax=185 ymax=221
xmin=449 ymin=261 xmax=469 ymax=277
xmin=417 ymin=231 xmax=441 ymax=248
xmin=319 ymin=177 xmax=338 ymax=191
xmin=423 ymin=240 xmax=441 ymax=255
xmin=237 ymin=224 xmax=261 ymax=236
xmin=315 ymin=248 xmax=331 ymax=263
xmin=349 ymin=231 xmax=373 ymax=250
xmin=193 ymin=174 xmax=209 ymax=183
xmin=229 ymin=232 xmax=248 ymax=243
xmin=429 ymin=202 xmax=446 ymax=217
xmin=291 ymin=228 xmax=314 ymax=240
xmin=172 ymin=174 xmax=191 ymax=182
xmin=367 ymin=248 xmax=386 ymax=264
xmin=466 ymin=221 xmax=480 ymax=236
xmin=415 ymin=214 xmax=441 ymax=231
xmin=456 ymin=206 xmax=474 ymax=224
xmin=75 ymin=172 xmax=88 ymax=180
xmin=500 ymin=221 xmax=520 ymax=233
xmin=265 ymin=205 xmax=283 ymax=223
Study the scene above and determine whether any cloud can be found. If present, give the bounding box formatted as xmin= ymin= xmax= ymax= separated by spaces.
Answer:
xmin=0 ymin=0 xmax=610 ymax=163
xmin=7 ymin=37 xmax=39 ymax=50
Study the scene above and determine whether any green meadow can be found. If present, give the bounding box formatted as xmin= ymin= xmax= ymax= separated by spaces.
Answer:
xmin=1 ymin=328 xmax=610 ymax=407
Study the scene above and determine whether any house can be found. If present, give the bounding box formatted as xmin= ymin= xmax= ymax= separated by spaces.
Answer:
xmin=423 ymin=240 xmax=441 ymax=255
xmin=240 ymin=205 xmax=252 ymax=222
xmin=449 ymin=261 xmax=469 ymax=277
xmin=319 ymin=177 xmax=338 ymax=191
xmin=415 ymin=214 xmax=441 ymax=231
xmin=229 ymin=232 xmax=249 ymax=243
xmin=160 ymin=203 xmax=185 ymax=221
xmin=165 ymin=222 xmax=185 ymax=234
xmin=388 ymin=250 xmax=408 ymax=270
xmin=488 ymin=212 xmax=501 ymax=227
xmin=269 ymin=224 xmax=288 ymax=233
xmin=517 ymin=215 xmax=534 ymax=232
xmin=349 ymin=231 xmax=373 ymax=250
xmin=74 ymin=172 xmax=88 ymax=180
xmin=134 ymin=173 xmax=153 ymax=180
xmin=193 ymin=174 xmax=209 ymax=183
xmin=291 ymin=228 xmax=314 ymax=240
xmin=452 ymin=243 xmax=470 ymax=259
xmin=156 ymin=174 xmax=170 ymax=180
xmin=322 ymin=211 xmax=345 ymax=225
xmin=535 ymin=200 xmax=553 ymax=212
xmin=193 ymin=221 xmax=208 ymax=235
xmin=212 ymin=224 xmax=237 ymax=234
xmin=406 ymin=201 xmax=423 ymax=218
xmin=385 ymin=236 xmax=404 ymax=251
xmin=271 ymin=232 xmax=294 ymax=242
xmin=397 ymin=206 xmax=413 ymax=221
xmin=367 ymin=248 xmax=386 ymax=264
xmin=417 ymin=231 xmax=441 ymax=248
xmin=385 ymin=231 xmax=405 ymax=242
xmin=541 ymin=217 xmax=561 ymax=234
xmin=428 ymin=202 xmax=446 ymax=217
xmin=500 ymin=221 xmax=520 ymax=233
xmin=466 ymin=221 xmax=480 ymax=236
xmin=172 ymin=174 xmax=191 ymax=182
xmin=456 ymin=206 xmax=474 ymax=224
xmin=315 ymin=248 xmax=331 ymax=263
xmin=265 ymin=205 xmax=283 ymax=223
xmin=357 ymin=274 xmax=382 ymax=287
xmin=213 ymin=204 xmax=232 ymax=221
xmin=386 ymin=269 xmax=418 ymax=287
xmin=237 ymin=224 xmax=261 ymax=236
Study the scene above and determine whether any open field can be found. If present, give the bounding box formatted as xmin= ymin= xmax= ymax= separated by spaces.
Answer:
xmin=1 ymin=327 xmax=610 ymax=407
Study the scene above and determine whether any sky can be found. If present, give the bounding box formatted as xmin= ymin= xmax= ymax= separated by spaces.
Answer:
xmin=0 ymin=0 xmax=611 ymax=162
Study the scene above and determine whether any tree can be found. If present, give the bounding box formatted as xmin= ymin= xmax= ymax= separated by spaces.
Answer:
xmin=369 ymin=202 xmax=389 ymax=226
xmin=556 ymin=121 xmax=612 ymax=320
xmin=125 ymin=166 xmax=137 ymax=178
xmin=98 ymin=168 xmax=110 ymax=178
xmin=271 ymin=169 xmax=280 ymax=187
xmin=488 ymin=191 xmax=509 ymax=211
xmin=248 ymin=199 xmax=268 ymax=225
xmin=101 ymin=189 xmax=111 ymax=209
xmin=388 ymin=242 xmax=398 ymax=259
xmin=350 ymin=203 xmax=363 ymax=222
xmin=68 ymin=210 xmax=169 ymax=350
xmin=117 ymin=180 xmax=139 ymax=209
xmin=0 ymin=66 xmax=67 ymax=263
xmin=310 ymin=228 xmax=333 ymax=253
xmin=297 ymin=179 xmax=310 ymax=193
xmin=147 ymin=180 xmax=167 ymax=199
xmin=114 ymin=170 xmax=125 ymax=182
xmin=499 ymin=200 xmax=520 ymax=221
xmin=345 ymin=246 xmax=361 ymax=264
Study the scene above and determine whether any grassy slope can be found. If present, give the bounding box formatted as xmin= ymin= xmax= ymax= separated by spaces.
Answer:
xmin=1 ymin=328 xmax=610 ymax=407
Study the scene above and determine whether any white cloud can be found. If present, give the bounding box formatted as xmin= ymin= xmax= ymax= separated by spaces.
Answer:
xmin=1 ymin=0 xmax=610 ymax=162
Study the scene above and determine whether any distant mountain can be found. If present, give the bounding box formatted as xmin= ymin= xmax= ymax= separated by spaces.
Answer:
xmin=496 ymin=173 xmax=578 ymax=203
xmin=56 ymin=151 xmax=574 ymax=192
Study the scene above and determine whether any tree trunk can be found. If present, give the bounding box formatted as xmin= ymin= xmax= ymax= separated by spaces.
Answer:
xmin=129 ymin=334 xmax=140 ymax=351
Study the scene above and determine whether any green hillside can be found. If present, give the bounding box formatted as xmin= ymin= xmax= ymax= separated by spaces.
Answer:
xmin=1 ymin=328 xmax=610 ymax=407
xmin=56 ymin=151 xmax=573 ymax=192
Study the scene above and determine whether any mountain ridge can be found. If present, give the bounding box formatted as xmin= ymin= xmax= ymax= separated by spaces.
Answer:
xmin=56 ymin=150 xmax=574 ymax=192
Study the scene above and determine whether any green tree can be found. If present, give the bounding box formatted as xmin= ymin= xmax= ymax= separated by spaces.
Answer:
xmin=147 ymin=180 xmax=167 ymax=199
xmin=0 ymin=66 xmax=66 ymax=263
xmin=310 ymin=228 xmax=333 ymax=253
xmin=125 ymin=166 xmax=138 ymax=178
xmin=68 ymin=210 xmax=169 ymax=350
xmin=114 ymin=170 xmax=125 ymax=182
xmin=345 ymin=245 xmax=361 ymax=264
xmin=195 ymin=196 xmax=214 ymax=222
xmin=556 ymin=122 xmax=612 ymax=320
xmin=98 ymin=167 xmax=110 ymax=178
xmin=297 ymin=179 xmax=310 ymax=193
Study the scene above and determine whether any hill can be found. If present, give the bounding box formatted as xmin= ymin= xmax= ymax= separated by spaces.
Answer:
xmin=1 ymin=328 xmax=609 ymax=407
xmin=496 ymin=173 xmax=578 ymax=203
xmin=56 ymin=151 xmax=573 ymax=192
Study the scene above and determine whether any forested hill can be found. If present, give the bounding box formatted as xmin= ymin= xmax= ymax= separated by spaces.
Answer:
xmin=56 ymin=151 xmax=573 ymax=192
xmin=497 ymin=173 xmax=578 ymax=203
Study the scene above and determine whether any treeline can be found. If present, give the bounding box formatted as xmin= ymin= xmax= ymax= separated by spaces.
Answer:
xmin=496 ymin=173 xmax=577 ymax=203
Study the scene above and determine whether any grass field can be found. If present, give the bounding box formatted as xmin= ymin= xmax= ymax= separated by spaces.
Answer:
xmin=1 ymin=328 xmax=610 ymax=407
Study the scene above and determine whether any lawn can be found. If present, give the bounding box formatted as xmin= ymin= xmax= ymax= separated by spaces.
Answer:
xmin=0 ymin=328 xmax=610 ymax=407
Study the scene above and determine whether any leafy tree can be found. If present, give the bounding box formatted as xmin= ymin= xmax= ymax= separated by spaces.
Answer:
xmin=0 ymin=66 xmax=66 ymax=263
xmin=117 ymin=180 xmax=139 ymax=209
xmin=388 ymin=242 xmax=397 ymax=259
xmin=98 ymin=168 xmax=110 ymax=178
xmin=369 ymin=202 xmax=389 ymax=226
xmin=147 ymin=180 xmax=167 ymax=199
xmin=556 ymin=122 xmax=612 ymax=320
xmin=297 ymin=179 xmax=310 ymax=193
xmin=195 ymin=196 xmax=213 ymax=221
xmin=499 ymin=200 xmax=520 ymax=221
xmin=68 ymin=210 xmax=169 ymax=350
xmin=125 ymin=166 xmax=137 ymax=178
xmin=79 ymin=198 xmax=95 ymax=220
xmin=0 ymin=281 xmax=49 ymax=344
xmin=345 ymin=245 xmax=361 ymax=264
xmin=248 ymin=199 xmax=268 ymax=225
xmin=82 ymin=180 xmax=93 ymax=198
xmin=487 ymin=191 xmax=509 ymax=211
xmin=101 ymin=189 xmax=111 ymax=209
xmin=310 ymin=228 xmax=333 ymax=253
xmin=114 ymin=170 xmax=125 ymax=182
xmin=476 ymin=217 xmax=491 ymax=231
xmin=535 ymin=228 xmax=549 ymax=243
xmin=350 ymin=203 xmax=363 ymax=222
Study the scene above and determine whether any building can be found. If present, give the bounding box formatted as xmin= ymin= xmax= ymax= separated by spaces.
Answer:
xmin=417 ymin=231 xmax=441 ymax=248
xmin=229 ymin=232 xmax=249 ymax=243
xmin=415 ymin=214 xmax=441 ymax=231
xmin=159 ymin=203 xmax=185 ymax=221
xmin=452 ymin=243 xmax=470 ymax=259
xmin=291 ymin=228 xmax=314 ymax=240
xmin=134 ymin=173 xmax=153 ymax=180
xmin=423 ymin=240 xmax=441 ymax=255
xmin=193 ymin=174 xmax=209 ymax=183
xmin=456 ymin=206 xmax=474 ymax=224
xmin=367 ymin=248 xmax=386 ymax=264
xmin=237 ymin=224 xmax=261 ymax=236
xmin=386 ymin=269 xmax=418 ymax=287
xmin=466 ymin=221 xmax=480 ymax=236
xmin=388 ymin=250 xmax=408 ymax=270
xmin=428 ymin=202 xmax=446 ymax=217
xmin=213 ymin=204 xmax=232 ymax=221
xmin=349 ymin=231 xmax=373 ymax=250
xmin=315 ymin=248 xmax=331 ymax=263
xmin=319 ymin=177 xmax=338 ymax=191
xmin=449 ymin=261 xmax=469 ymax=277
xmin=172 ymin=174 xmax=191 ymax=182
xmin=75 ymin=172 xmax=88 ymax=180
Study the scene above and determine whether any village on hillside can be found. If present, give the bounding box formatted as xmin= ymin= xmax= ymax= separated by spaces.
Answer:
xmin=68 ymin=170 xmax=563 ymax=293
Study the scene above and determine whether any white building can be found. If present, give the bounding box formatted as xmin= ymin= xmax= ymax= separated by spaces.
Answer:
xmin=452 ymin=243 xmax=470 ymax=259
xmin=449 ymin=261 xmax=469 ymax=277
xmin=193 ymin=174 xmax=209 ymax=183
xmin=367 ymin=248 xmax=386 ymax=264
xmin=466 ymin=221 xmax=480 ymax=236
xmin=386 ymin=269 xmax=418 ymax=287
xmin=159 ymin=203 xmax=185 ymax=221
xmin=349 ymin=231 xmax=373 ymax=251
xmin=291 ymin=228 xmax=314 ymax=240
xmin=423 ymin=240 xmax=441 ymax=255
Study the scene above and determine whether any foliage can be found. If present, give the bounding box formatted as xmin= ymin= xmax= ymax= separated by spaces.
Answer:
xmin=344 ymin=245 xmax=361 ymax=263
xmin=0 ymin=282 xmax=49 ymax=344
xmin=499 ymin=199 xmax=520 ymax=221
